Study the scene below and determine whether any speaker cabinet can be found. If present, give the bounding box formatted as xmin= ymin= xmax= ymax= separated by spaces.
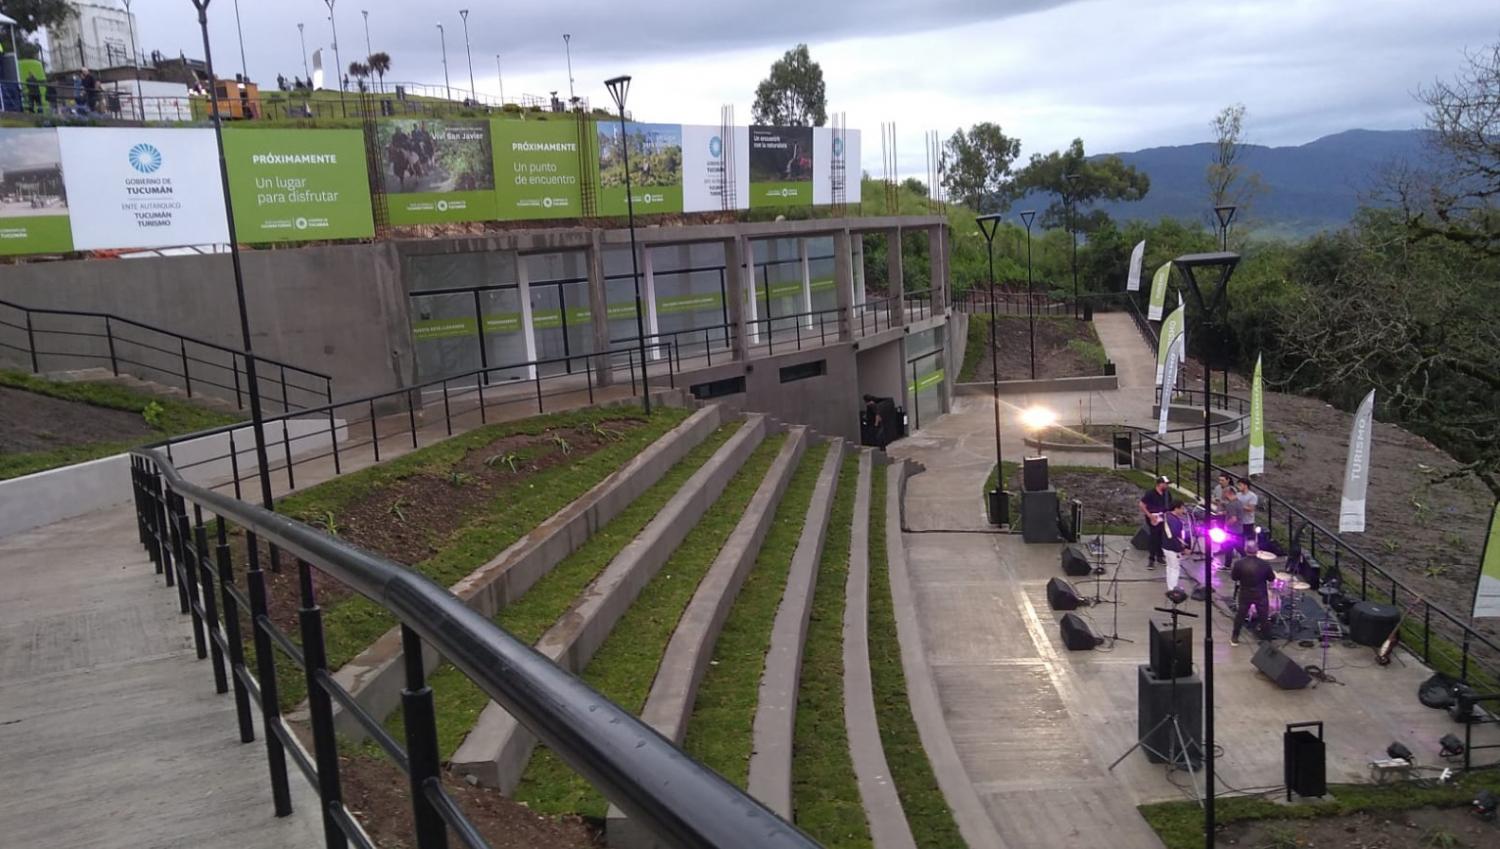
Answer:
xmin=1131 ymin=526 xmax=1152 ymax=551
xmin=1348 ymin=601 xmax=1401 ymax=647
xmin=1060 ymin=544 xmax=1092 ymax=576
xmin=1047 ymin=577 xmax=1081 ymax=611
xmin=1137 ymin=665 xmax=1202 ymax=765
xmin=1021 ymin=489 xmax=1062 ymax=543
xmin=1149 ymin=619 xmax=1194 ymax=679
xmin=1060 ymin=612 xmax=1098 ymax=650
xmin=1252 ymin=644 xmax=1312 ymax=690
xmin=1023 ymin=456 xmax=1050 ymax=491
xmin=1284 ymin=725 xmax=1327 ymax=799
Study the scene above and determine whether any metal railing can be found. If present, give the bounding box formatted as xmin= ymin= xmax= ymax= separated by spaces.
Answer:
xmin=951 ymin=289 xmax=1072 ymax=318
xmin=0 ymin=298 xmax=332 ymax=413
xmin=128 ymin=442 xmax=817 ymax=849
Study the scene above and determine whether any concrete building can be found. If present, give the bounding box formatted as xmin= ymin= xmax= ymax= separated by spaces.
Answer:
xmin=46 ymin=1 xmax=138 ymax=74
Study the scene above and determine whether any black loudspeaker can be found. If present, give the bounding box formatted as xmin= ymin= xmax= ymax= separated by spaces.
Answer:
xmin=1284 ymin=724 xmax=1327 ymax=799
xmin=1060 ymin=544 xmax=1092 ymax=577
xmin=1059 ymin=613 xmax=1098 ymax=650
xmin=1149 ymin=619 xmax=1194 ymax=679
xmin=1023 ymin=456 xmax=1050 ymax=491
xmin=1137 ymin=665 xmax=1203 ymax=764
xmin=1047 ymin=577 xmax=1081 ymax=611
xmin=1348 ymin=601 xmax=1401 ymax=647
xmin=1021 ymin=489 xmax=1061 ymax=543
xmin=1131 ymin=526 xmax=1151 ymax=551
xmin=1252 ymin=644 xmax=1312 ymax=690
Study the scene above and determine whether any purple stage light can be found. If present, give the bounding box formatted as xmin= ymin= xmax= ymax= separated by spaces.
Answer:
xmin=1208 ymin=527 xmax=1229 ymax=545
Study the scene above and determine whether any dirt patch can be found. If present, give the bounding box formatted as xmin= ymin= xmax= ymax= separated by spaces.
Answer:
xmin=339 ymin=752 xmax=602 ymax=849
xmin=971 ymin=316 xmax=1107 ymax=381
xmin=997 ymin=465 xmax=1148 ymax=530
xmin=0 ymin=384 xmax=154 ymax=451
xmin=1033 ymin=423 xmax=1130 ymax=447
xmin=1221 ymin=806 xmax=1497 ymax=848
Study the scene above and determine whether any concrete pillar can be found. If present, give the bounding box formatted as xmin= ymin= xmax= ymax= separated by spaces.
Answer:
xmin=744 ymin=236 xmax=760 ymax=343
xmin=722 ymin=237 xmax=750 ymax=361
xmin=515 ymin=253 xmax=539 ymax=380
xmin=888 ymin=228 xmax=905 ymax=326
xmin=586 ymin=230 xmax=613 ymax=387
xmin=930 ymin=223 xmax=949 ymax=314
xmin=642 ymin=245 xmax=661 ymax=361
xmin=853 ymin=235 xmax=866 ymax=307
xmin=834 ymin=228 xmax=855 ymax=341
xmin=798 ymin=238 xmax=813 ymax=329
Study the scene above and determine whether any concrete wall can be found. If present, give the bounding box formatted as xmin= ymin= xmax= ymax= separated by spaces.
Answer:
xmin=680 ymin=344 xmax=864 ymax=441
xmin=856 ymin=337 xmax=906 ymax=410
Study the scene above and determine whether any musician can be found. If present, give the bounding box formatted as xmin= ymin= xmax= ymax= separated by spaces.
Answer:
xmin=1162 ymin=500 xmax=1188 ymax=599
xmin=1235 ymin=478 xmax=1260 ymax=549
xmin=1138 ymin=475 xmax=1172 ymax=569
xmin=1229 ymin=553 xmax=1274 ymax=645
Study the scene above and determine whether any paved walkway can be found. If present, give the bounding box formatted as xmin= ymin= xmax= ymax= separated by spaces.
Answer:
xmin=0 ymin=507 xmax=322 ymax=849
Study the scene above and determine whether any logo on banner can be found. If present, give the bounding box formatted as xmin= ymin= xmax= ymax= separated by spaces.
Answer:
xmin=128 ymin=143 xmax=163 ymax=174
xmin=709 ymin=135 xmax=722 ymax=159
xmin=295 ymin=217 xmax=309 ymax=231
xmin=436 ymin=200 xmax=450 ymax=212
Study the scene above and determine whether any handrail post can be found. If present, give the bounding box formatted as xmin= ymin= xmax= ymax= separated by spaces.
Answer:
xmin=280 ymin=365 xmax=290 ymax=414
xmin=229 ymin=430 xmax=243 ymax=501
xmin=407 ymin=389 xmax=418 ymax=449
xmin=441 ymin=379 xmax=453 ymax=436
xmin=172 ymin=493 xmax=207 ymax=657
xmin=216 ymin=515 xmax=256 ymax=743
xmin=400 ymin=625 xmax=450 ymax=849
xmin=105 ymin=316 xmax=119 ymax=376
xmin=297 ymin=559 xmax=349 ymax=848
xmin=180 ymin=338 xmax=192 ymax=397
xmin=369 ymin=399 xmax=381 ymax=462
xmin=326 ymin=384 xmax=341 ymax=475
xmin=154 ymin=472 xmax=173 ymax=584
xmin=194 ymin=505 xmax=230 ymax=694
xmin=244 ymin=532 xmax=294 ymax=817
xmin=534 ymin=365 xmax=544 ymax=414
xmin=24 ymin=311 xmax=39 ymax=373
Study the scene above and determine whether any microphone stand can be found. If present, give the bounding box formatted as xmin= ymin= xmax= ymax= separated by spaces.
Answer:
xmin=1101 ymin=545 xmax=1135 ymax=645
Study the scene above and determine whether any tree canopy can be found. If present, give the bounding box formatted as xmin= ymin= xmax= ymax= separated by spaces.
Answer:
xmin=941 ymin=122 xmax=1022 ymax=212
xmin=1206 ymin=103 xmax=1263 ymax=226
xmin=1405 ymin=42 xmax=1500 ymax=258
xmin=752 ymin=44 xmax=827 ymax=127
xmin=1008 ymin=138 xmax=1150 ymax=233
xmin=4 ymin=0 xmax=74 ymax=58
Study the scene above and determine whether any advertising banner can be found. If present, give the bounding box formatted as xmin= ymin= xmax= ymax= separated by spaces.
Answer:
xmin=1248 ymin=354 xmax=1266 ymax=476
xmin=0 ymin=128 xmax=73 ymax=256
xmin=1156 ymin=300 xmax=1185 ymax=386
xmin=1126 ymin=240 xmax=1146 ymax=292
xmin=1338 ymin=389 xmax=1376 ymax=533
xmin=57 ymin=127 xmax=228 ymax=250
xmin=596 ymin=121 xmax=684 ymax=216
xmin=814 ymin=127 xmax=861 ymax=205
xmin=1157 ymin=323 xmax=1185 ymax=435
xmin=749 ymin=126 xmax=814 ymax=208
xmin=1473 ymin=501 xmax=1500 ymax=619
xmin=682 ymin=125 xmax=749 ymax=213
xmin=1148 ymin=261 xmax=1172 ymax=321
xmin=223 ymin=129 xmax=374 ymax=243
xmin=376 ymin=119 xmax=497 ymax=225
xmin=493 ymin=120 xmax=583 ymax=220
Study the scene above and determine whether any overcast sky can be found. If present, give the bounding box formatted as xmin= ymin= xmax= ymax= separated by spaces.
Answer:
xmin=109 ymin=0 xmax=1495 ymax=178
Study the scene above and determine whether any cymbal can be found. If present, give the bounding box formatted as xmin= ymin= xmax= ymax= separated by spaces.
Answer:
xmin=1255 ymin=550 xmax=1279 ymax=561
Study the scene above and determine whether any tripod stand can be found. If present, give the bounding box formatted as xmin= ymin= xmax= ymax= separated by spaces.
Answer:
xmin=1095 ymin=544 xmax=1135 ymax=644
xmin=1109 ymin=604 xmax=1203 ymax=799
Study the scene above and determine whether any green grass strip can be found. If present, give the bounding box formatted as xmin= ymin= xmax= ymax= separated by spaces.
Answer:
xmin=0 ymin=369 xmax=241 ymax=480
xmin=514 ymin=432 xmax=789 ymax=818
xmin=868 ymin=466 xmax=966 ymax=848
xmin=396 ymin=420 xmax=738 ymax=758
xmin=683 ymin=440 xmax=830 ymax=786
xmin=792 ymin=455 xmax=873 ymax=848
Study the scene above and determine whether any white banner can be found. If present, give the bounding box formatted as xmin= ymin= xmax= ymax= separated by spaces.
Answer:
xmin=1248 ymin=354 xmax=1266 ymax=476
xmin=57 ymin=127 xmax=229 ymax=251
xmin=1158 ymin=330 xmax=1184 ymax=435
xmin=1338 ymin=389 xmax=1376 ymax=533
xmin=1148 ymin=261 xmax=1172 ymax=321
xmin=1126 ymin=240 xmax=1146 ymax=292
xmin=682 ymin=124 xmax=750 ymax=213
xmin=312 ymin=48 xmax=325 ymax=91
xmin=814 ymin=127 xmax=862 ymax=205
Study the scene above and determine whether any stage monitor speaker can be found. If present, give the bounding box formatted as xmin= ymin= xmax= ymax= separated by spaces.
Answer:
xmin=1059 ymin=612 xmax=1098 ymax=650
xmin=1348 ymin=601 xmax=1401 ymax=647
xmin=1023 ymin=456 xmax=1050 ymax=492
xmin=1131 ymin=526 xmax=1151 ymax=551
xmin=1137 ymin=665 xmax=1203 ymax=765
xmin=1021 ymin=489 xmax=1062 ymax=543
xmin=1149 ymin=619 xmax=1194 ymax=679
xmin=1252 ymin=644 xmax=1312 ymax=690
xmin=1284 ymin=725 xmax=1327 ymax=799
xmin=1060 ymin=544 xmax=1092 ymax=577
xmin=1047 ymin=577 xmax=1081 ymax=611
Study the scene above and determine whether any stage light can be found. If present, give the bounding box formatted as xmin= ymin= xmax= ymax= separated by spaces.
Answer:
xmin=1019 ymin=405 xmax=1057 ymax=431
xmin=1386 ymin=741 xmax=1413 ymax=762
xmin=1473 ymin=789 xmax=1498 ymax=821
xmin=1208 ymin=527 xmax=1229 ymax=546
xmin=1439 ymin=734 xmax=1465 ymax=758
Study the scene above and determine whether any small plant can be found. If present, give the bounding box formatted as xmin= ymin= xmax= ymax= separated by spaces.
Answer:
xmin=484 ymin=452 xmax=521 ymax=473
xmin=1424 ymin=562 xmax=1450 ymax=578
xmin=1255 ymin=825 xmax=1301 ymax=849
xmin=1442 ymin=531 xmax=1464 ymax=548
xmin=1381 ymin=538 xmax=1400 ymax=554
xmin=313 ymin=511 xmax=339 ymax=536
xmin=552 ymin=435 xmax=572 ymax=455
xmin=447 ymin=471 xmax=474 ymax=488
xmin=1420 ymin=827 xmax=1461 ymax=848
xmin=590 ymin=422 xmax=623 ymax=442
xmin=387 ymin=496 xmax=407 ymax=523
xmin=141 ymin=400 xmax=165 ymax=428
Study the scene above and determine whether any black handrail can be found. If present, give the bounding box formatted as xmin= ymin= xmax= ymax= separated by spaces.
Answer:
xmin=130 ymin=452 xmax=819 ymax=849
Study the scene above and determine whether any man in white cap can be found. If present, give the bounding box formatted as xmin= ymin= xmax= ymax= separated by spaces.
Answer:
xmin=1137 ymin=475 xmax=1172 ymax=569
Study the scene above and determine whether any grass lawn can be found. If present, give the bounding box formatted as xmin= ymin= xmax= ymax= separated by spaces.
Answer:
xmin=0 ymin=370 xmax=240 ymax=480
xmin=792 ymin=455 xmax=873 ymax=848
xmin=868 ymin=467 xmax=967 ymax=847
xmin=513 ymin=434 xmax=788 ymax=818
xmin=683 ymin=441 xmax=830 ymax=786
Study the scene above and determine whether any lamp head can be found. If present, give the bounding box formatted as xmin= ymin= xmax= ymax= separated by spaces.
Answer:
xmin=1018 ymin=209 xmax=1036 ymax=230
xmin=1018 ymin=405 xmax=1056 ymax=432
xmin=975 ymin=213 xmax=1002 ymax=243
xmin=1214 ymin=204 xmax=1238 ymax=230
xmin=605 ymin=75 xmax=632 ymax=111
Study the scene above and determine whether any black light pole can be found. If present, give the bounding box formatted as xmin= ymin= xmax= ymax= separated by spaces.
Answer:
xmin=232 ymin=0 xmax=248 ymax=80
xmin=1019 ymin=209 xmax=1037 ymax=380
xmin=436 ymin=22 xmax=450 ymax=101
xmin=1173 ymin=251 xmax=1240 ymax=849
xmin=564 ymin=34 xmax=576 ymax=104
xmin=1212 ymin=205 xmax=1238 ymax=401
xmin=323 ymin=0 xmax=343 ymax=99
xmin=361 ymin=10 xmax=372 ymax=62
xmin=976 ymin=214 xmax=1007 ymax=526
xmin=298 ymin=23 xmax=310 ymax=82
xmin=459 ymin=10 xmax=476 ymax=102
xmin=605 ymin=75 xmax=651 ymax=415
xmin=1064 ymin=172 xmax=1080 ymax=318
xmin=191 ymin=0 xmax=273 ymax=513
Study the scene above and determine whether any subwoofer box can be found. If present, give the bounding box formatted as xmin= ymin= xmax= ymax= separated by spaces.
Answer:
xmin=1060 ymin=544 xmax=1092 ymax=576
xmin=1021 ymin=489 xmax=1062 ymax=543
xmin=1024 ymin=455 xmax=1050 ymax=491
xmin=1347 ymin=601 xmax=1401 ymax=647
xmin=1137 ymin=664 xmax=1202 ymax=764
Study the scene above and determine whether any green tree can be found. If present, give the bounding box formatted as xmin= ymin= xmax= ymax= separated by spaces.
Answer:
xmin=1009 ymin=138 xmax=1150 ymax=234
xmin=1206 ymin=103 xmax=1263 ymax=234
xmin=752 ymin=44 xmax=827 ymax=127
xmin=367 ymin=52 xmax=392 ymax=93
xmin=1405 ymin=41 xmax=1500 ymax=257
xmin=4 ymin=0 xmax=74 ymax=59
xmin=941 ymin=122 xmax=1022 ymax=212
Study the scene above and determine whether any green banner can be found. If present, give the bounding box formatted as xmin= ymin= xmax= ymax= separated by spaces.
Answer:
xmin=223 ymin=129 xmax=374 ymax=243
xmin=494 ymin=121 xmax=583 ymax=220
xmin=1156 ymin=302 xmax=1185 ymax=386
xmin=749 ymin=126 xmax=814 ymax=208
xmin=1249 ymin=354 xmax=1266 ymax=476
xmin=375 ymin=120 xmax=498 ymax=225
xmin=658 ymin=292 xmax=723 ymax=315
xmin=1148 ymin=261 xmax=1172 ymax=321
xmin=0 ymin=128 xmax=74 ymax=255
xmin=908 ymin=367 xmax=945 ymax=395
xmin=596 ymin=121 xmax=684 ymax=216
xmin=1474 ymin=501 xmax=1500 ymax=618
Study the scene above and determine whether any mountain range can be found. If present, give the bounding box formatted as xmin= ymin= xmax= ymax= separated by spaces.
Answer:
xmin=1089 ymin=129 xmax=1437 ymax=237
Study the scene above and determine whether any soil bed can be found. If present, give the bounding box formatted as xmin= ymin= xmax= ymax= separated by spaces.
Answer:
xmin=0 ymin=385 xmax=155 ymax=451
xmin=967 ymin=315 xmax=1107 ymax=381
xmin=1030 ymin=423 xmax=1130 ymax=447
xmin=1220 ymin=806 xmax=1495 ymax=849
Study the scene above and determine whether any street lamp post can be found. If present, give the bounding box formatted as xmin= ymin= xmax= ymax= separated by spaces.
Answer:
xmin=436 ymin=23 xmax=450 ymax=101
xmin=605 ymin=75 xmax=651 ymax=415
xmin=1064 ymin=171 xmax=1080 ymax=318
xmin=1019 ymin=209 xmax=1038 ymax=380
xmin=361 ymin=9 xmax=371 ymax=60
xmin=1172 ymin=250 xmax=1241 ymax=849
xmin=323 ymin=0 xmax=344 ymax=104
xmin=1212 ymin=205 xmax=1238 ymax=404
xmin=564 ymin=34 xmax=576 ymax=105
xmin=976 ymin=214 xmax=1008 ymax=526
xmin=232 ymin=0 xmax=248 ymax=80
xmin=122 ymin=0 xmax=143 ymax=118
xmin=459 ymin=10 xmax=476 ymax=102
xmin=495 ymin=54 xmax=505 ymax=105
xmin=297 ymin=23 xmax=311 ymax=82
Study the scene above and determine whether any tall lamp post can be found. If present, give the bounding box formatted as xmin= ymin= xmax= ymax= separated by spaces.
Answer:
xmin=1064 ymin=171 xmax=1080 ymax=318
xmin=122 ymin=0 xmax=143 ymax=117
xmin=605 ymin=75 xmax=651 ymax=415
xmin=1019 ymin=209 xmax=1038 ymax=380
xmin=976 ymin=214 xmax=1008 ymax=526
xmin=436 ymin=22 xmax=450 ymax=101
xmin=1212 ymin=205 xmax=1238 ymax=402
xmin=1173 ymin=250 xmax=1241 ymax=849
xmin=459 ymin=10 xmax=476 ymax=102
xmin=232 ymin=0 xmax=248 ymax=80
xmin=564 ymin=34 xmax=576 ymax=105
xmin=297 ymin=23 xmax=310 ymax=82
xmin=361 ymin=9 xmax=371 ymax=61
xmin=495 ymin=54 xmax=505 ymax=105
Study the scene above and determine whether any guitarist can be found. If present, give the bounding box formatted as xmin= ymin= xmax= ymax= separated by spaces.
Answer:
xmin=1138 ymin=476 xmax=1172 ymax=570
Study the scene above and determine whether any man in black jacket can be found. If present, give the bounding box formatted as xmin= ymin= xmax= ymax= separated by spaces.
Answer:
xmin=1229 ymin=554 xmax=1275 ymax=645
xmin=1137 ymin=476 xmax=1172 ymax=569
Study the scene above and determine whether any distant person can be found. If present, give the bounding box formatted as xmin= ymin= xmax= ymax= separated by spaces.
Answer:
xmin=1235 ymin=478 xmax=1259 ymax=550
xmin=1229 ymin=553 xmax=1274 ymax=646
xmin=1220 ymin=484 xmax=1242 ymax=556
xmin=26 ymin=76 xmax=45 ymax=113
xmin=81 ymin=68 xmax=99 ymax=113
xmin=1137 ymin=476 xmax=1172 ymax=570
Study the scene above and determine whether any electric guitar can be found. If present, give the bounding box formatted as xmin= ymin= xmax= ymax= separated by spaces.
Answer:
xmin=1375 ymin=599 xmax=1418 ymax=666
